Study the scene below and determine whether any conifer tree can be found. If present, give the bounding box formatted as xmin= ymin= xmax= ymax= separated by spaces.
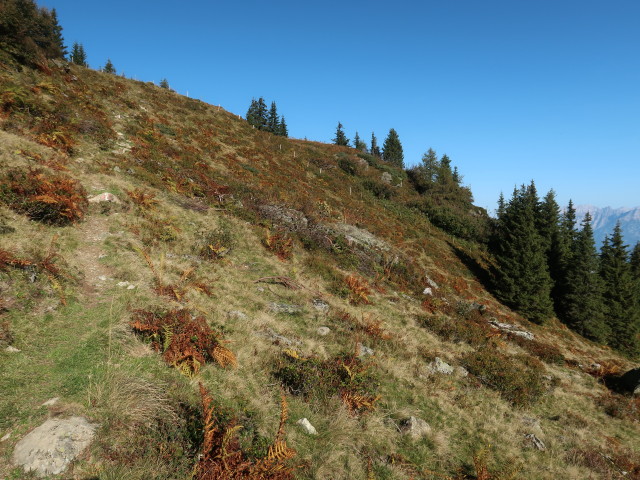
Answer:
xmin=103 ymin=58 xmax=116 ymax=74
xmin=246 ymin=97 xmax=268 ymax=130
xmin=492 ymin=183 xmax=554 ymax=323
xmin=278 ymin=116 xmax=288 ymax=137
xmin=600 ymin=223 xmax=639 ymax=355
xmin=69 ymin=41 xmax=87 ymax=66
xmin=538 ymin=191 xmax=566 ymax=311
xmin=370 ymin=133 xmax=381 ymax=157
xmin=382 ymin=128 xmax=404 ymax=167
xmin=562 ymin=213 xmax=609 ymax=341
xmin=267 ymin=102 xmax=279 ymax=133
xmin=333 ymin=122 xmax=349 ymax=146
xmin=354 ymin=132 xmax=367 ymax=151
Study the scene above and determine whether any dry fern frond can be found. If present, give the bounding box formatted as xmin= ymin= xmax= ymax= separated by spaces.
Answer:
xmin=346 ymin=275 xmax=372 ymax=305
xmin=341 ymin=391 xmax=380 ymax=414
xmin=212 ymin=344 xmax=238 ymax=368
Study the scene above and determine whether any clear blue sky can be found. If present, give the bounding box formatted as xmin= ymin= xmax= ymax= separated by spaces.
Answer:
xmin=41 ymin=0 xmax=640 ymax=212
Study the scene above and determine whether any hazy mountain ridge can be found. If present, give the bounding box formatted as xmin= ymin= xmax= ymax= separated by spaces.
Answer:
xmin=575 ymin=205 xmax=640 ymax=248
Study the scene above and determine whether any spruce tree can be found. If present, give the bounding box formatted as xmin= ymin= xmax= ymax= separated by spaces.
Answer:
xmin=103 ymin=58 xmax=116 ymax=74
xmin=159 ymin=78 xmax=170 ymax=89
xmin=492 ymin=183 xmax=554 ymax=323
xmin=370 ymin=132 xmax=381 ymax=157
xmin=538 ymin=190 xmax=566 ymax=312
xmin=246 ymin=97 xmax=268 ymax=130
xmin=354 ymin=132 xmax=367 ymax=151
xmin=382 ymin=128 xmax=404 ymax=167
xmin=267 ymin=102 xmax=279 ymax=133
xmin=562 ymin=213 xmax=609 ymax=342
xmin=333 ymin=122 xmax=349 ymax=146
xmin=278 ymin=116 xmax=288 ymax=137
xmin=69 ymin=42 xmax=87 ymax=66
xmin=600 ymin=223 xmax=639 ymax=356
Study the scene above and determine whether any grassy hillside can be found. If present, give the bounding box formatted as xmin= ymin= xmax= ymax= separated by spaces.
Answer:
xmin=0 ymin=60 xmax=638 ymax=480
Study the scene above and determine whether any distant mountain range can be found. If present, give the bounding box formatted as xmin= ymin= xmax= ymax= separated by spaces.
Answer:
xmin=575 ymin=205 xmax=640 ymax=249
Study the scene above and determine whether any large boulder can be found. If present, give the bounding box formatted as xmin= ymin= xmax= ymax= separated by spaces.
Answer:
xmin=618 ymin=368 xmax=640 ymax=395
xmin=12 ymin=416 xmax=97 ymax=477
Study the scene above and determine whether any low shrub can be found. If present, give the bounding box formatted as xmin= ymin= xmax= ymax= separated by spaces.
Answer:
xmin=418 ymin=313 xmax=491 ymax=347
xmin=263 ymin=227 xmax=293 ymax=260
xmin=463 ymin=347 xmax=546 ymax=407
xmin=507 ymin=334 xmax=565 ymax=365
xmin=274 ymin=349 xmax=380 ymax=415
xmin=597 ymin=393 xmax=640 ymax=421
xmin=0 ymin=168 xmax=88 ymax=225
xmin=198 ymin=222 xmax=236 ymax=260
xmin=130 ymin=309 xmax=236 ymax=375
xmin=362 ymin=179 xmax=396 ymax=199
xmin=337 ymin=156 xmax=357 ymax=175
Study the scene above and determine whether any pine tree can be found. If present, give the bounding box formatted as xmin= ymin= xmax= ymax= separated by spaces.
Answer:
xmin=103 ymin=58 xmax=116 ymax=74
xmin=562 ymin=213 xmax=609 ymax=341
xmin=537 ymin=191 xmax=566 ymax=313
xmin=267 ymin=102 xmax=279 ymax=133
xmin=370 ymin=133 xmax=381 ymax=157
xmin=600 ymin=223 xmax=639 ymax=356
xmin=492 ymin=183 xmax=554 ymax=323
xmin=382 ymin=128 xmax=404 ymax=167
xmin=277 ymin=116 xmax=288 ymax=137
xmin=69 ymin=42 xmax=87 ymax=66
xmin=246 ymin=97 xmax=268 ymax=130
xmin=333 ymin=122 xmax=349 ymax=146
xmin=354 ymin=132 xmax=367 ymax=151
xmin=159 ymin=78 xmax=170 ymax=89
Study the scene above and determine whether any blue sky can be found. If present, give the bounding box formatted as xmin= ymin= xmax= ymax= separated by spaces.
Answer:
xmin=41 ymin=0 xmax=639 ymax=212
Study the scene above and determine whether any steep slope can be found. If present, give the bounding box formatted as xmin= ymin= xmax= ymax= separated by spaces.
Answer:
xmin=0 ymin=61 xmax=639 ymax=480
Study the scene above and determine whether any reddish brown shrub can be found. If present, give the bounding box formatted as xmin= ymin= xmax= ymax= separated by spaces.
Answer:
xmin=0 ymin=168 xmax=87 ymax=225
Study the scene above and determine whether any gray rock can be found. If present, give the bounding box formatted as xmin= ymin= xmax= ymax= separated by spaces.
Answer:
xmin=422 ymin=287 xmax=433 ymax=296
xmin=12 ymin=416 xmax=97 ymax=477
xmin=524 ymin=433 xmax=546 ymax=451
xmin=357 ymin=343 xmax=375 ymax=357
xmin=380 ymin=172 xmax=393 ymax=184
xmin=256 ymin=328 xmax=301 ymax=347
xmin=41 ymin=397 xmax=59 ymax=407
xmin=489 ymin=320 xmax=534 ymax=341
xmin=428 ymin=357 xmax=455 ymax=375
xmin=296 ymin=418 xmax=318 ymax=435
xmin=425 ymin=276 xmax=438 ymax=289
xmin=227 ymin=310 xmax=248 ymax=321
xmin=619 ymin=368 xmax=640 ymax=395
xmin=88 ymin=192 xmax=120 ymax=203
xmin=316 ymin=327 xmax=331 ymax=336
xmin=312 ymin=299 xmax=330 ymax=312
xmin=400 ymin=416 xmax=431 ymax=439
xmin=5 ymin=346 xmax=21 ymax=353
xmin=258 ymin=205 xmax=308 ymax=231
xmin=269 ymin=303 xmax=303 ymax=315
xmin=454 ymin=366 xmax=469 ymax=378
xmin=1 ymin=431 xmax=11 ymax=442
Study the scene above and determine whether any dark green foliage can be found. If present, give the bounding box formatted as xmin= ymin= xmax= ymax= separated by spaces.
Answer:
xmin=354 ymin=131 xmax=367 ymax=151
xmin=491 ymin=183 xmax=554 ymax=323
xmin=337 ymin=155 xmax=357 ymax=175
xmin=0 ymin=0 xmax=66 ymax=66
xmin=561 ymin=213 xmax=609 ymax=342
xmin=463 ymin=346 xmax=546 ymax=407
xmin=103 ymin=58 xmax=116 ymax=74
xmin=333 ymin=122 xmax=349 ymax=146
xmin=159 ymin=78 xmax=170 ymax=89
xmin=69 ymin=41 xmax=87 ymax=66
xmin=198 ymin=222 xmax=236 ymax=260
xmin=362 ymin=179 xmax=395 ymax=199
xmin=277 ymin=115 xmax=288 ymax=137
xmin=246 ymin=97 xmax=267 ymax=130
xmin=267 ymin=101 xmax=279 ymax=133
xmin=381 ymin=128 xmax=403 ymax=167
xmin=370 ymin=132 xmax=381 ymax=157
xmin=600 ymin=223 xmax=640 ymax=356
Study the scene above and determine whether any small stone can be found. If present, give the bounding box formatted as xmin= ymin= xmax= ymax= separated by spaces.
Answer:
xmin=357 ymin=343 xmax=374 ymax=357
xmin=422 ymin=287 xmax=433 ymax=296
xmin=126 ymin=284 xmax=136 ymax=290
xmin=1 ymin=432 xmax=11 ymax=442
xmin=117 ymin=281 xmax=129 ymax=288
xmin=5 ymin=346 xmax=21 ymax=353
xmin=256 ymin=287 xmax=265 ymax=292
xmin=41 ymin=397 xmax=59 ymax=407
xmin=524 ymin=433 xmax=546 ymax=451
xmin=296 ymin=418 xmax=317 ymax=435
xmin=454 ymin=366 xmax=469 ymax=378
xmin=98 ymin=254 xmax=107 ymax=259
xmin=317 ymin=327 xmax=331 ymax=336
xmin=227 ymin=310 xmax=248 ymax=320
xmin=400 ymin=416 xmax=431 ymax=439
xmin=380 ymin=172 xmax=392 ymax=184
xmin=428 ymin=357 xmax=454 ymax=375
xmin=425 ymin=276 xmax=438 ymax=289
xmin=312 ymin=299 xmax=330 ymax=312
xmin=98 ymin=276 xmax=107 ymax=282
xmin=268 ymin=303 xmax=303 ymax=315
xmin=88 ymin=192 xmax=120 ymax=203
